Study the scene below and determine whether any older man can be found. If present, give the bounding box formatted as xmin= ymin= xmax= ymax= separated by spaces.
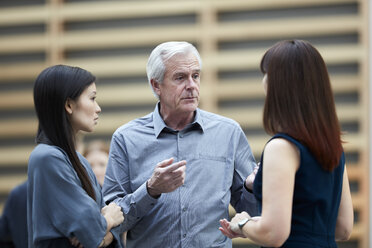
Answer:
xmin=103 ymin=41 xmax=257 ymax=247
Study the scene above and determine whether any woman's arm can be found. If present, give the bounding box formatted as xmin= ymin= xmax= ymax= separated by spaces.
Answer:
xmin=240 ymin=138 xmax=299 ymax=247
xmin=99 ymin=202 xmax=124 ymax=247
xmin=335 ymin=166 xmax=353 ymax=241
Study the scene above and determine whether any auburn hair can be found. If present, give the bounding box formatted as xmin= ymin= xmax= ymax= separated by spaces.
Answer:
xmin=260 ymin=40 xmax=343 ymax=171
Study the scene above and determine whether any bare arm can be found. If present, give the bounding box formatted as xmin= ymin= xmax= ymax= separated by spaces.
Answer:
xmin=335 ymin=166 xmax=353 ymax=241
xmin=221 ymin=139 xmax=299 ymax=246
xmin=219 ymin=139 xmax=299 ymax=247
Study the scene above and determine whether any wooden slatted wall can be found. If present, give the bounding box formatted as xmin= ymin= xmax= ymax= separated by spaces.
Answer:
xmin=0 ymin=0 xmax=369 ymax=247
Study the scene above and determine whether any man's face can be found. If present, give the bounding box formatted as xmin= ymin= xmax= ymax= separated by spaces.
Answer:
xmin=154 ymin=52 xmax=201 ymax=117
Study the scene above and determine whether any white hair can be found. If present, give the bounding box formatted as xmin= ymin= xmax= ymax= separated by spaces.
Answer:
xmin=146 ymin=41 xmax=202 ymax=98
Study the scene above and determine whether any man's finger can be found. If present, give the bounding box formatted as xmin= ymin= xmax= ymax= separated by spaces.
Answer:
xmin=163 ymin=160 xmax=186 ymax=173
xmin=156 ymin=157 xmax=174 ymax=168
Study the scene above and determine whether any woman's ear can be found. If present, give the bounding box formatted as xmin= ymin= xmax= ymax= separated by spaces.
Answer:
xmin=65 ymin=98 xmax=74 ymax=114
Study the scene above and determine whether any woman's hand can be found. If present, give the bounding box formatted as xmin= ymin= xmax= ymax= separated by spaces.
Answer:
xmin=219 ymin=212 xmax=251 ymax=238
xmin=69 ymin=237 xmax=83 ymax=248
xmin=219 ymin=219 xmax=245 ymax=239
xmin=101 ymin=202 xmax=124 ymax=229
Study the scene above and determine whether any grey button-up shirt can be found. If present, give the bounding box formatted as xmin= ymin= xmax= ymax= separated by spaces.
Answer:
xmin=103 ymin=103 xmax=257 ymax=248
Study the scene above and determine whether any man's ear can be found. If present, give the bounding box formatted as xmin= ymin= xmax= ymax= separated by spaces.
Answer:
xmin=65 ymin=98 xmax=74 ymax=114
xmin=150 ymin=79 xmax=161 ymax=96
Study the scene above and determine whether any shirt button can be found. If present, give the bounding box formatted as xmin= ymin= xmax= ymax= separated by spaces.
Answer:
xmin=182 ymin=207 xmax=187 ymax=212
xmin=183 ymin=234 xmax=186 ymax=238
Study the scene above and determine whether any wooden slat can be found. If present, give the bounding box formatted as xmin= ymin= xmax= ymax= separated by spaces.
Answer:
xmin=215 ymin=15 xmax=361 ymax=41
xmin=207 ymin=44 xmax=363 ymax=71
xmin=0 ymin=44 xmax=363 ymax=81
xmin=0 ymin=15 xmax=361 ymax=53
xmin=0 ymin=74 xmax=359 ymax=112
xmin=0 ymin=146 xmax=33 ymax=165
xmin=0 ymin=63 xmax=46 ymax=81
xmin=97 ymin=85 xmax=156 ymax=107
xmin=0 ymin=75 xmax=360 ymax=110
xmin=0 ymin=101 xmax=361 ymax=139
xmin=61 ymin=25 xmax=199 ymax=50
xmin=0 ymin=34 xmax=47 ymax=53
xmin=0 ymin=0 xmax=357 ymax=26
xmin=0 ymin=175 xmax=27 ymax=194
xmin=0 ymin=118 xmax=37 ymax=138
xmin=65 ymin=56 xmax=147 ymax=78
xmin=0 ymin=90 xmax=33 ymax=110
xmin=213 ymin=0 xmax=359 ymax=10
xmin=60 ymin=0 xmax=200 ymax=21
xmin=0 ymin=6 xmax=48 ymax=26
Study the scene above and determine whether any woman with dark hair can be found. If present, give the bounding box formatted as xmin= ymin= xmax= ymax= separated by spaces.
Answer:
xmin=28 ymin=65 xmax=124 ymax=247
xmin=219 ymin=40 xmax=353 ymax=247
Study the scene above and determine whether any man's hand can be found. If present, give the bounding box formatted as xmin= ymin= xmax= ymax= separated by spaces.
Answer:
xmin=147 ymin=158 xmax=186 ymax=198
xmin=245 ymin=163 xmax=259 ymax=191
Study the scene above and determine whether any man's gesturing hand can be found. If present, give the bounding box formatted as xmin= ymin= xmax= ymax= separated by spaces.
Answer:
xmin=147 ymin=158 xmax=186 ymax=198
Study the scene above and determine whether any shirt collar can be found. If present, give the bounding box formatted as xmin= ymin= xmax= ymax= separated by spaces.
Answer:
xmin=152 ymin=102 xmax=205 ymax=138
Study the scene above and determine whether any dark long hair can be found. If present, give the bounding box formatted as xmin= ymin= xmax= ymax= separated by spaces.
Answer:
xmin=260 ymin=40 xmax=343 ymax=171
xmin=33 ymin=64 xmax=96 ymax=200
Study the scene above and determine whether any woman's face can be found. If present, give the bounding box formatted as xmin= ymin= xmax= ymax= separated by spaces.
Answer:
xmin=262 ymin=74 xmax=268 ymax=95
xmin=85 ymin=150 xmax=108 ymax=186
xmin=67 ymin=83 xmax=101 ymax=133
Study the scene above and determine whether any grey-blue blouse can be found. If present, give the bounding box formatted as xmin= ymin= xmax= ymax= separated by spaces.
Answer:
xmin=27 ymin=143 xmax=122 ymax=248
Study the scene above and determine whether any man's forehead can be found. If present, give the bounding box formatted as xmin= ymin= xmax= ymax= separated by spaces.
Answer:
xmin=165 ymin=54 xmax=200 ymax=72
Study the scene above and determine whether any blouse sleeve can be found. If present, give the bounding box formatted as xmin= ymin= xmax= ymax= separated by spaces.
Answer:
xmin=30 ymin=147 xmax=106 ymax=248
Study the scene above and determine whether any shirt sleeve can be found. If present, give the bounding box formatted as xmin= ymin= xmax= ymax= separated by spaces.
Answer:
xmin=103 ymin=133 xmax=157 ymax=232
xmin=230 ymin=126 xmax=259 ymax=216
xmin=31 ymin=149 xmax=107 ymax=248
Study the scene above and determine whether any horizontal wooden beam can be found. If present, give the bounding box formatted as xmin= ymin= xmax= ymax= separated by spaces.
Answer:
xmin=0 ymin=101 xmax=363 ymax=138
xmin=0 ymin=75 xmax=360 ymax=110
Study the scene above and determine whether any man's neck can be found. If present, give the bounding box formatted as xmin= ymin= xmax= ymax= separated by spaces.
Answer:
xmin=160 ymin=109 xmax=195 ymax=131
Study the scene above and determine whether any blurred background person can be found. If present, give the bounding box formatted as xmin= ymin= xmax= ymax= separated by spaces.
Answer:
xmin=83 ymin=140 xmax=110 ymax=187
xmin=0 ymin=180 xmax=27 ymax=248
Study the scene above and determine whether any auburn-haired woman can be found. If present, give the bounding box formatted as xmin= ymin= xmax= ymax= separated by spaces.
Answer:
xmin=220 ymin=40 xmax=353 ymax=247
xmin=28 ymin=65 xmax=124 ymax=247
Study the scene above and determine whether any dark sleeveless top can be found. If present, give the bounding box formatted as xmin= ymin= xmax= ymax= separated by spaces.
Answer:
xmin=253 ymin=133 xmax=345 ymax=248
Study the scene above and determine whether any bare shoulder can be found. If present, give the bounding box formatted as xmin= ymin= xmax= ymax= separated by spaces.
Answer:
xmin=264 ymin=138 xmax=300 ymax=170
xmin=265 ymin=138 xmax=298 ymax=153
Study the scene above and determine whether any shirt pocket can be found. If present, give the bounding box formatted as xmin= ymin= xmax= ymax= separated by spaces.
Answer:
xmin=198 ymin=153 xmax=233 ymax=193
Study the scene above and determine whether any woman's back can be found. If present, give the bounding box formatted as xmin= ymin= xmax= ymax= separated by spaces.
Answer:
xmin=254 ymin=133 xmax=345 ymax=247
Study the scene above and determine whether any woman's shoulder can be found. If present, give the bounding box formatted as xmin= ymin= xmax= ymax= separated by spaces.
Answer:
xmin=31 ymin=143 xmax=67 ymax=160
xmin=29 ymin=144 xmax=70 ymax=172
xmin=266 ymin=136 xmax=298 ymax=151
xmin=264 ymin=137 xmax=300 ymax=170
